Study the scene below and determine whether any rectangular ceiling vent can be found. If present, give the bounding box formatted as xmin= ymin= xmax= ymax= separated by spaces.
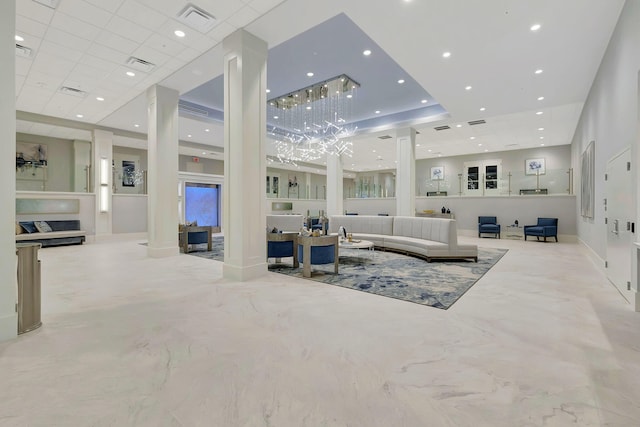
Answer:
xmin=15 ymin=44 xmax=32 ymax=58
xmin=434 ymin=125 xmax=450 ymax=131
xmin=59 ymin=86 xmax=87 ymax=98
xmin=33 ymin=0 xmax=59 ymax=9
xmin=177 ymin=3 xmax=217 ymax=33
xmin=126 ymin=57 xmax=156 ymax=73
xmin=179 ymin=102 xmax=209 ymax=118
xmin=468 ymin=119 xmax=486 ymax=126
xmin=378 ymin=135 xmax=392 ymax=140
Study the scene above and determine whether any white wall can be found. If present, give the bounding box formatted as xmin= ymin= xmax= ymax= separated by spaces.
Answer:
xmin=112 ymin=195 xmax=147 ymax=234
xmin=113 ymin=146 xmax=147 ymax=195
xmin=179 ymin=155 xmax=223 ymax=175
xmin=570 ymin=1 xmax=639 ymax=263
xmin=17 ymin=133 xmax=76 ymax=192
xmin=16 ymin=192 xmax=97 ymax=236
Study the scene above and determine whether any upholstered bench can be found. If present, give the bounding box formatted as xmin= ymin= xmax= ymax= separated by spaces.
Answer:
xmin=16 ymin=220 xmax=86 ymax=247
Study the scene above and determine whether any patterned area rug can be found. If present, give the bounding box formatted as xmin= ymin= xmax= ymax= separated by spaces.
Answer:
xmin=188 ymin=237 xmax=507 ymax=309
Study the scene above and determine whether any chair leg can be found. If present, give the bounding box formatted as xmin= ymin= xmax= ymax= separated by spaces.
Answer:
xmin=555 ymin=236 xmax=558 ymax=242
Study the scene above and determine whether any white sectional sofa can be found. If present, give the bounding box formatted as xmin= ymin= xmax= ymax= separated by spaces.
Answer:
xmin=267 ymin=214 xmax=304 ymax=232
xmin=329 ymin=215 xmax=478 ymax=262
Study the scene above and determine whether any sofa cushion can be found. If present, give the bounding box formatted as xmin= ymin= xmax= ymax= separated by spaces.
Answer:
xmin=19 ymin=221 xmax=38 ymax=234
xmin=15 ymin=222 xmax=23 ymax=235
xmin=34 ymin=221 xmax=53 ymax=233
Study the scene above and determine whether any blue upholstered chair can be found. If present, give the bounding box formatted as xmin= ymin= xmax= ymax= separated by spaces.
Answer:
xmin=297 ymin=235 xmax=339 ymax=277
xmin=478 ymin=216 xmax=501 ymax=238
xmin=524 ymin=218 xmax=558 ymax=242
xmin=267 ymin=232 xmax=298 ymax=267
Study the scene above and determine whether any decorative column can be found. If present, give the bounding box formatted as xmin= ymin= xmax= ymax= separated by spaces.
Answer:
xmin=93 ymin=129 xmax=113 ymax=237
xmin=223 ymin=29 xmax=268 ymax=281
xmin=147 ymin=85 xmax=180 ymax=258
xmin=0 ymin=0 xmax=16 ymax=341
xmin=395 ymin=128 xmax=416 ymax=216
xmin=326 ymin=154 xmax=344 ymax=216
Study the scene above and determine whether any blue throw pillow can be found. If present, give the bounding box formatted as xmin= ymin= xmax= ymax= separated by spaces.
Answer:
xmin=34 ymin=221 xmax=53 ymax=233
xmin=19 ymin=222 xmax=38 ymax=234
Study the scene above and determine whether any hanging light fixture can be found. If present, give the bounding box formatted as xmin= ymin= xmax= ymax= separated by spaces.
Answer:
xmin=268 ymin=74 xmax=359 ymax=165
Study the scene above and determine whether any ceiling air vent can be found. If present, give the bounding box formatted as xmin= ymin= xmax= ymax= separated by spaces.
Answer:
xmin=59 ymin=86 xmax=87 ymax=98
xmin=126 ymin=57 xmax=155 ymax=73
xmin=378 ymin=135 xmax=392 ymax=140
xmin=468 ymin=119 xmax=486 ymax=126
xmin=179 ymin=102 xmax=209 ymax=118
xmin=434 ymin=125 xmax=450 ymax=131
xmin=177 ymin=3 xmax=217 ymax=33
xmin=15 ymin=44 xmax=32 ymax=58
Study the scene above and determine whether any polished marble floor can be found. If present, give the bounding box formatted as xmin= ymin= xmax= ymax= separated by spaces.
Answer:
xmin=1 ymin=235 xmax=640 ymax=426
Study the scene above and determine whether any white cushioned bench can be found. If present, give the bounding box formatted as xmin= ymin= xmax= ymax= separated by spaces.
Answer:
xmin=329 ymin=215 xmax=477 ymax=262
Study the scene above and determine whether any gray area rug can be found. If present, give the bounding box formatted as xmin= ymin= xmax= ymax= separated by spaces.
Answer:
xmin=188 ymin=237 xmax=507 ymax=310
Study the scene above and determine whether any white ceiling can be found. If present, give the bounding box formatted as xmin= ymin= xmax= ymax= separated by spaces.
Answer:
xmin=15 ymin=0 xmax=626 ymax=173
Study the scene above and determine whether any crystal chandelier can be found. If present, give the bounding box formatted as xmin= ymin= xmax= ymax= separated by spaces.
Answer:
xmin=267 ymin=74 xmax=359 ymax=166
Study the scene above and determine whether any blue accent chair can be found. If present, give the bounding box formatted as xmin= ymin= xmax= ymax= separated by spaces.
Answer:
xmin=524 ymin=218 xmax=558 ymax=242
xmin=478 ymin=216 xmax=501 ymax=238
xmin=267 ymin=232 xmax=298 ymax=267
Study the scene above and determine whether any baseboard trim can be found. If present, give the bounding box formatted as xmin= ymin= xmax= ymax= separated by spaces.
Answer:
xmin=223 ymin=262 xmax=267 ymax=282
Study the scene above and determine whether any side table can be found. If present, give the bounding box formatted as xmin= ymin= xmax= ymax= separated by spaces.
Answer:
xmin=505 ymin=225 xmax=523 ymax=239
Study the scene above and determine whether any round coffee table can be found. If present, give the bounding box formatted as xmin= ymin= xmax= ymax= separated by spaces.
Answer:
xmin=339 ymin=239 xmax=374 ymax=260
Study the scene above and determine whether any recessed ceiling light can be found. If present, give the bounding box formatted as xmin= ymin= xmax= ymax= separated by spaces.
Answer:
xmin=174 ymin=30 xmax=186 ymax=38
xmin=480 ymin=107 xmax=486 ymax=111
xmin=438 ymin=154 xmax=442 ymax=157
xmin=346 ymin=94 xmax=353 ymax=99
xmin=540 ymin=136 xmax=544 ymax=139
xmin=421 ymin=99 xmax=428 ymax=104
xmin=202 ymin=151 xmax=206 ymax=155
xmin=531 ymin=24 xmax=541 ymax=32
xmin=266 ymin=89 xmax=270 ymax=93
xmin=535 ymin=69 xmax=544 ymax=74
xmin=478 ymin=143 xmax=482 ymax=146
xmin=15 ymin=35 xmax=24 ymax=42
xmin=536 ymin=111 xmax=543 ymax=115
xmin=134 ymin=124 xmax=140 ymax=127
xmin=397 ymin=79 xmax=405 ymax=84
xmin=456 ymin=124 xmax=462 ymax=128
xmin=363 ymin=49 xmax=372 ymax=56
xmin=306 ymin=72 xmax=314 ymax=77
xmin=442 ymin=51 xmax=451 ymax=58
xmin=273 ymin=116 xmax=279 ymax=119
xmin=76 ymin=114 xmax=83 ymax=118
xmin=470 ymin=136 xmax=475 ymax=140
xmin=96 ymin=97 xmax=104 ymax=101
xmin=375 ymin=110 xmax=381 ymax=114
xmin=484 ymin=149 xmax=489 ymax=152
xmin=428 ymin=149 xmax=432 ymax=152
xmin=465 ymin=86 xmax=472 ymax=91
xmin=538 ymin=127 xmax=544 ymax=131
xmin=187 ymin=134 xmax=192 ymax=138
xmin=306 ymin=106 xmax=311 ymax=110
xmin=372 ymin=150 xmax=376 ymax=153
xmin=205 ymin=129 xmax=210 ymax=132
xmin=126 ymin=71 xmax=135 ymax=77
xmin=540 ymin=143 xmax=545 ymax=146
xmin=538 ymin=96 xmax=545 ymax=101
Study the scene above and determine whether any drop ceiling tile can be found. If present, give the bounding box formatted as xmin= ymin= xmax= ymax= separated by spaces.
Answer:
xmin=248 ymin=0 xmax=286 ymax=14
xmin=163 ymin=57 xmax=188 ymax=72
xmin=23 ymin=70 xmax=65 ymax=91
xmin=176 ymin=47 xmax=201 ymax=62
xmin=144 ymin=33 xmax=185 ymax=57
xmin=83 ymin=0 xmax=126 ymax=14
xmin=131 ymin=45 xmax=171 ymax=68
xmin=94 ymin=30 xmax=139 ymax=55
xmin=16 ymin=120 xmax=34 ymax=133
xmin=80 ymin=54 xmax=121 ymax=74
xmin=206 ymin=21 xmax=236 ymax=42
xmin=70 ymin=63 xmax=113 ymax=81
xmin=135 ymin=0 xmax=184 ymax=15
xmin=45 ymin=27 xmax=92 ymax=52
xmin=57 ymin=0 xmax=114 ymax=27
xmin=226 ymin=5 xmax=260 ymax=29
xmin=16 ymin=15 xmax=49 ymax=39
xmin=15 ymin=57 xmax=34 ymax=77
xmin=39 ymin=40 xmax=84 ymax=63
xmin=16 ymin=1 xmax=55 ymax=25
xmin=31 ymin=51 xmax=77 ymax=78
xmin=106 ymin=15 xmax=153 ymax=43
xmin=50 ymin=11 xmax=102 ymax=41
xmin=86 ymin=43 xmax=130 ymax=65
xmin=108 ymin=66 xmax=146 ymax=87
xmin=116 ymin=1 xmax=168 ymax=31
xmin=193 ymin=0 xmax=245 ymax=24
xmin=16 ymin=75 xmax=26 ymax=95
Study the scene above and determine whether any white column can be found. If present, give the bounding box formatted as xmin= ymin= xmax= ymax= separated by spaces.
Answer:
xmin=326 ymin=154 xmax=344 ymax=216
xmin=223 ymin=29 xmax=268 ymax=281
xmin=93 ymin=130 xmax=113 ymax=236
xmin=0 ymin=0 xmax=16 ymax=341
xmin=147 ymin=85 xmax=180 ymax=258
xmin=396 ymin=128 xmax=416 ymax=216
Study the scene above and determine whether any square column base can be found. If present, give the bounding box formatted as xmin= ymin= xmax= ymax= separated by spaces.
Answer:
xmin=0 ymin=314 xmax=17 ymax=342
xmin=147 ymin=246 xmax=180 ymax=258
xmin=223 ymin=262 xmax=267 ymax=282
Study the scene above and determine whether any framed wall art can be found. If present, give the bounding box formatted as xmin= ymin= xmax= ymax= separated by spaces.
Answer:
xmin=525 ymin=158 xmax=546 ymax=175
xmin=431 ymin=166 xmax=444 ymax=180
xmin=581 ymin=141 xmax=595 ymax=218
